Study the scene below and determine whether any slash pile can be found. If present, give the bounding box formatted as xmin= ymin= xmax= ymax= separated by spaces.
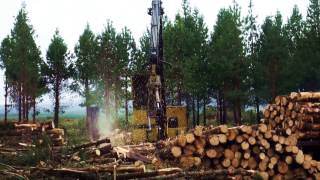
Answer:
xmin=156 ymin=92 xmax=320 ymax=180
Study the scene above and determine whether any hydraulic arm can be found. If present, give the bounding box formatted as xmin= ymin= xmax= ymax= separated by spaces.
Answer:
xmin=147 ymin=0 xmax=167 ymax=140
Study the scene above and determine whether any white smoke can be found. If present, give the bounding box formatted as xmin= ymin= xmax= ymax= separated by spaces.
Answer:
xmin=96 ymin=90 xmax=117 ymax=138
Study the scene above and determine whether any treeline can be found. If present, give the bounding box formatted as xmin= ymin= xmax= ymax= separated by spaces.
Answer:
xmin=162 ymin=0 xmax=320 ymax=126
xmin=0 ymin=0 xmax=319 ymax=127
xmin=0 ymin=7 xmax=138 ymax=127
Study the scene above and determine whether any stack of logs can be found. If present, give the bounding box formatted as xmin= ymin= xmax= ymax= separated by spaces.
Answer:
xmin=0 ymin=122 xmax=65 ymax=147
xmin=263 ymin=92 xmax=320 ymax=141
xmin=157 ymin=92 xmax=320 ymax=180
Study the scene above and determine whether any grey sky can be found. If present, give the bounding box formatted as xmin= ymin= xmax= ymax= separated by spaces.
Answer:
xmin=0 ymin=0 xmax=309 ymax=107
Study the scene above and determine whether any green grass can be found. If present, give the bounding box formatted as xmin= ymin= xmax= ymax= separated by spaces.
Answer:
xmin=60 ymin=118 xmax=90 ymax=145
xmin=1 ymin=113 xmax=85 ymax=121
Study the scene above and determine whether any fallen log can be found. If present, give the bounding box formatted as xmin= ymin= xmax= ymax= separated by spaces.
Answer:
xmin=139 ymin=169 xmax=258 ymax=180
xmin=30 ymin=168 xmax=100 ymax=180
xmin=70 ymin=137 xmax=111 ymax=151
xmin=116 ymin=168 xmax=182 ymax=180
xmin=114 ymin=146 xmax=151 ymax=163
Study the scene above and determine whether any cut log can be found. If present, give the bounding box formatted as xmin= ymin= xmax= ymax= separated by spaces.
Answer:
xmin=208 ymin=135 xmax=219 ymax=146
xmin=248 ymin=137 xmax=256 ymax=145
xmin=116 ymin=168 xmax=183 ymax=180
xmin=244 ymin=151 xmax=251 ymax=159
xmin=275 ymin=143 xmax=282 ymax=152
xmin=114 ymin=147 xmax=151 ymax=163
xmin=281 ymin=96 xmax=288 ymax=106
xmin=186 ymin=133 xmax=195 ymax=144
xmin=231 ymin=158 xmax=240 ymax=168
xmin=241 ymin=160 xmax=249 ymax=168
xmin=277 ymin=161 xmax=289 ymax=174
xmin=264 ymin=110 xmax=270 ymax=118
xmin=70 ymin=138 xmax=110 ymax=151
xmin=194 ymin=157 xmax=202 ymax=167
xmin=259 ymin=161 xmax=267 ymax=171
xmin=227 ymin=128 xmax=238 ymax=141
xmin=248 ymin=157 xmax=257 ymax=169
xmin=259 ymin=152 xmax=266 ymax=160
xmin=171 ymin=146 xmax=182 ymax=158
xmin=291 ymin=92 xmax=320 ymax=101
xmin=204 ymin=125 xmax=228 ymax=135
xmin=241 ymin=141 xmax=249 ymax=150
xmin=236 ymin=135 xmax=244 ymax=144
xmin=259 ymin=124 xmax=268 ymax=133
xmin=295 ymin=150 xmax=304 ymax=165
xmin=194 ymin=137 xmax=206 ymax=150
xmin=184 ymin=145 xmax=196 ymax=156
xmin=224 ymin=149 xmax=235 ymax=160
xmin=206 ymin=149 xmax=217 ymax=158
xmin=180 ymin=156 xmax=196 ymax=169
xmin=218 ymin=134 xmax=227 ymax=144
xmin=222 ymin=159 xmax=231 ymax=168
xmin=194 ymin=126 xmax=203 ymax=137
xmin=177 ymin=135 xmax=187 ymax=147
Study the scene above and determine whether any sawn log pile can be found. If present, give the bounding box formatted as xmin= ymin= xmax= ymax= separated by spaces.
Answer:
xmin=0 ymin=121 xmax=65 ymax=150
xmin=156 ymin=92 xmax=320 ymax=180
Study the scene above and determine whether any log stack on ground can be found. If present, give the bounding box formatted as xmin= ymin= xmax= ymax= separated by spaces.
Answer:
xmin=156 ymin=92 xmax=320 ymax=180
xmin=0 ymin=121 xmax=65 ymax=150
xmin=263 ymin=92 xmax=320 ymax=142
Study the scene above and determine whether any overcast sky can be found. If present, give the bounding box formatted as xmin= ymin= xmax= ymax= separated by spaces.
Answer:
xmin=0 ymin=0 xmax=309 ymax=108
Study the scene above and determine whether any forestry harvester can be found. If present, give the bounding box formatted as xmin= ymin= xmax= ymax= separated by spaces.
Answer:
xmin=132 ymin=0 xmax=187 ymax=142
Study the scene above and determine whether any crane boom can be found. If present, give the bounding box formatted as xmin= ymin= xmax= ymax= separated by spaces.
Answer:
xmin=147 ymin=0 xmax=167 ymax=140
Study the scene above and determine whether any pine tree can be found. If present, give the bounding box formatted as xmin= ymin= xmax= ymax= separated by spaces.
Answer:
xmin=257 ymin=12 xmax=289 ymax=102
xmin=244 ymin=0 xmax=262 ymax=122
xmin=3 ymin=6 xmax=43 ymax=122
xmin=97 ymin=21 xmax=117 ymax=123
xmin=284 ymin=6 xmax=305 ymax=91
xmin=0 ymin=36 xmax=14 ymax=123
xmin=74 ymin=24 xmax=99 ymax=120
xmin=209 ymin=4 xmax=246 ymax=125
xmin=298 ymin=0 xmax=320 ymax=90
xmin=114 ymin=27 xmax=135 ymax=124
xmin=44 ymin=30 xmax=71 ymax=127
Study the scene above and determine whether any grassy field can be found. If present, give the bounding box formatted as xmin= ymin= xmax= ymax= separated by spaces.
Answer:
xmin=59 ymin=118 xmax=90 ymax=145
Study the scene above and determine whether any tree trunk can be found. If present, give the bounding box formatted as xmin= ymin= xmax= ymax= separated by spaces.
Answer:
xmin=104 ymin=78 xmax=111 ymax=124
xmin=237 ymin=100 xmax=241 ymax=125
xmin=233 ymin=99 xmax=241 ymax=126
xmin=26 ymin=96 xmax=29 ymax=122
xmin=269 ymin=58 xmax=278 ymax=100
xmin=186 ymin=94 xmax=190 ymax=128
xmin=192 ymin=96 xmax=196 ymax=127
xmin=22 ymin=91 xmax=26 ymax=121
xmin=233 ymin=103 xmax=237 ymax=126
xmin=203 ymin=97 xmax=206 ymax=126
xmin=196 ymin=96 xmax=200 ymax=125
xmin=233 ymin=76 xmax=241 ymax=125
xmin=33 ymin=97 xmax=36 ymax=123
xmin=18 ymin=84 xmax=22 ymax=122
xmin=222 ymin=92 xmax=227 ymax=124
xmin=217 ymin=92 xmax=222 ymax=124
xmin=85 ymin=78 xmax=90 ymax=124
xmin=125 ymin=75 xmax=129 ymax=128
xmin=4 ymin=78 xmax=8 ymax=124
xmin=255 ymin=96 xmax=260 ymax=123
xmin=54 ymin=79 xmax=60 ymax=128
xmin=114 ymin=75 xmax=122 ymax=122
xmin=177 ymin=83 xmax=182 ymax=106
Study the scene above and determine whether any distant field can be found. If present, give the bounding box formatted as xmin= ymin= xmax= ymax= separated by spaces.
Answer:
xmin=0 ymin=113 xmax=85 ymax=121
